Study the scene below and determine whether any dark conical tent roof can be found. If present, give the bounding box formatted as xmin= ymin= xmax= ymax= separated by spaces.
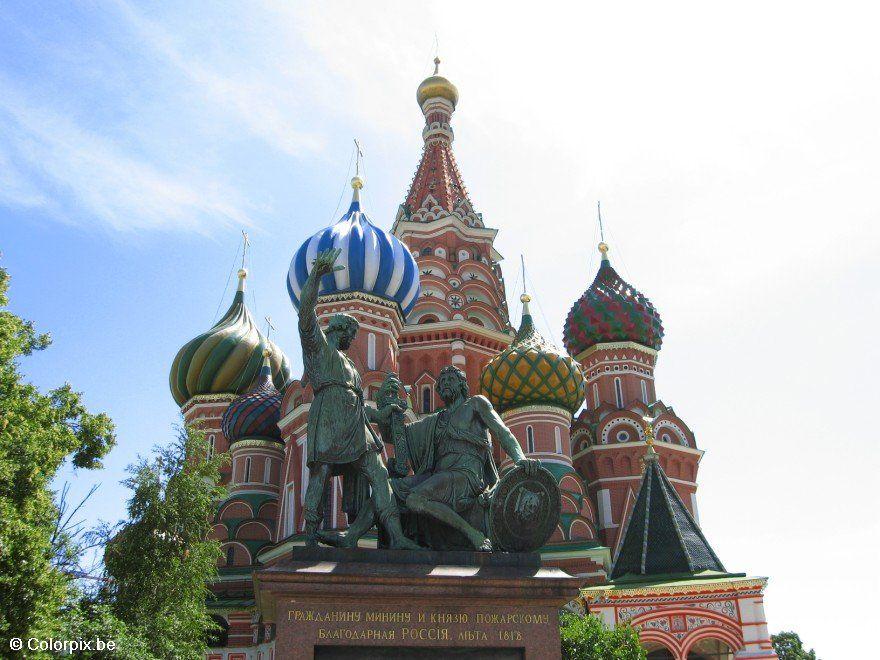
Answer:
xmin=611 ymin=446 xmax=725 ymax=580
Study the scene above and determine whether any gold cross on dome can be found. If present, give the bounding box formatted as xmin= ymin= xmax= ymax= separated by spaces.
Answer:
xmin=241 ymin=230 xmax=250 ymax=269
xmin=354 ymin=138 xmax=364 ymax=177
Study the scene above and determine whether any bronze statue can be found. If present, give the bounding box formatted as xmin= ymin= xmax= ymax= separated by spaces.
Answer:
xmin=320 ymin=366 xmax=540 ymax=552
xmin=297 ymin=248 xmax=418 ymax=549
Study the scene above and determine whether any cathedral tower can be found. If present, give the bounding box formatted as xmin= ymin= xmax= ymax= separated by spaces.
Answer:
xmin=565 ymin=241 xmax=701 ymax=552
xmin=169 ymin=267 xmax=290 ymax=485
xmin=394 ymin=58 xmax=513 ymax=404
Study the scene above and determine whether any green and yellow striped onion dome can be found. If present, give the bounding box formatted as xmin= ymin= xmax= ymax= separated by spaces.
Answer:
xmin=169 ymin=269 xmax=292 ymax=406
xmin=480 ymin=294 xmax=585 ymax=414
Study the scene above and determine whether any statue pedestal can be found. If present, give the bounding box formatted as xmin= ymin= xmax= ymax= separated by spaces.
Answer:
xmin=254 ymin=547 xmax=582 ymax=660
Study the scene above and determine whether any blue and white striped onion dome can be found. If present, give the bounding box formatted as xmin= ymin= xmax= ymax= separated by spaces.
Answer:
xmin=287 ymin=177 xmax=420 ymax=318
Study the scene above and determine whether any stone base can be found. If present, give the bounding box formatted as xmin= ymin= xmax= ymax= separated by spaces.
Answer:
xmin=255 ymin=547 xmax=582 ymax=659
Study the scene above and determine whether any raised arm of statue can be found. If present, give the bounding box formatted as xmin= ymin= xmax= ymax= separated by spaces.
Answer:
xmin=298 ymin=248 xmax=343 ymax=356
xmin=473 ymin=395 xmax=538 ymax=476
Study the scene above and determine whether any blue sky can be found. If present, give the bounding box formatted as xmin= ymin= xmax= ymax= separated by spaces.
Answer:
xmin=2 ymin=2 xmax=878 ymax=656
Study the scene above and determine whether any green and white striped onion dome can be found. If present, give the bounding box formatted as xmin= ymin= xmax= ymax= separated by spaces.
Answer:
xmin=169 ymin=269 xmax=291 ymax=406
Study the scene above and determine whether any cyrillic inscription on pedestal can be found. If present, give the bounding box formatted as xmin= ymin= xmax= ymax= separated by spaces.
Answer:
xmin=279 ymin=602 xmax=557 ymax=659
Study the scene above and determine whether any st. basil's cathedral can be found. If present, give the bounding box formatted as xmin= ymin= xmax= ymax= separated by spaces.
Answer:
xmin=169 ymin=60 xmax=778 ymax=660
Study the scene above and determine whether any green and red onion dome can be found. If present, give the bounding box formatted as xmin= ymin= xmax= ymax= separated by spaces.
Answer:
xmin=563 ymin=244 xmax=664 ymax=357
xmin=169 ymin=269 xmax=291 ymax=406
xmin=481 ymin=294 xmax=585 ymax=414
xmin=221 ymin=350 xmax=283 ymax=443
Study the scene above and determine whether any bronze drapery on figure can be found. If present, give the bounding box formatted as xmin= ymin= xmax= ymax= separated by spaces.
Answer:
xmin=296 ymin=247 xmax=418 ymax=550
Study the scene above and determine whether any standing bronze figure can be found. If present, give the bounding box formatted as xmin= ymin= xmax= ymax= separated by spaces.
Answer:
xmin=297 ymin=248 xmax=418 ymax=549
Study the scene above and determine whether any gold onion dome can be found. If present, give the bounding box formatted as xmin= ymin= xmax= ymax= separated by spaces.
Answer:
xmin=480 ymin=293 xmax=586 ymax=414
xmin=169 ymin=269 xmax=292 ymax=406
xmin=416 ymin=57 xmax=459 ymax=108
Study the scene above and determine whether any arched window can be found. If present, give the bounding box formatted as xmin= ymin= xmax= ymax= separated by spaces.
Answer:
xmin=225 ymin=545 xmax=235 ymax=567
xmin=422 ymin=386 xmax=432 ymax=414
xmin=208 ymin=434 xmax=215 ymax=459
xmin=645 ymin=642 xmax=675 ymax=659
xmin=592 ymin=383 xmax=600 ymax=409
xmin=526 ymin=426 xmax=535 ymax=453
xmin=244 ymin=457 xmax=251 ymax=483
xmin=641 ymin=379 xmax=648 ymax=403
xmin=686 ymin=638 xmax=735 ymax=659
xmin=419 ymin=315 xmax=438 ymax=324
xmin=420 ymin=246 xmax=432 ymax=256
xmin=264 ymin=457 xmax=272 ymax=484
xmin=458 ymin=249 xmax=469 ymax=261
xmin=614 ymin=377 xmax=624 ymax=408
xmin=434 ymin=247 xmax=446 ymax=259
xmin=554 ymin=426 xmax=562 ymax=454
xmin=367 ymin=332 xmax=376 ymax=370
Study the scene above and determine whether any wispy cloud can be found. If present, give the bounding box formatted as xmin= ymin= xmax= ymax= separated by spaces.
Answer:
xmin=0 ymin=0 xmax=332 ymax=234
xmin=0 ymin=79 xmax=251 ymax=233
xmin=0 ymin=149 xmax=50 ymax=210
xmin=111 ymin=0 xmax=325 ymax=158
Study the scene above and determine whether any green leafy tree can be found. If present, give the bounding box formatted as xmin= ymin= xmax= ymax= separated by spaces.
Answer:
xmin=560 ymin=611 xmax=646 ymax=659
xmin=772 ymin=631 xmax=819 ymax=660
xmin=103 ymin=427 xmax=227 ymax=659
xmin=0 ymin=266 xmax=115 ymax=646
xmin=58 ymin=593 xmax=153 ymax=659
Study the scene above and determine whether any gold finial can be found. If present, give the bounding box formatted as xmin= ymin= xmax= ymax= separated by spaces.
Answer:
xmin=519 ymin=257 xmax=532 ymax=314
xmin=597 ymin=202 xmax=610 ymax=262
xmin=416 ymin=57 xmax=459 ymax=108
xmin=351 ymin=174 xmax=364 ymax=203
xmin=237 ymin=267 xmax=248 ymax=292
xmin=642 ymin=415 xmax=657 ymax=454
xmin=262 ymin=347 xmax=272 ymax=359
